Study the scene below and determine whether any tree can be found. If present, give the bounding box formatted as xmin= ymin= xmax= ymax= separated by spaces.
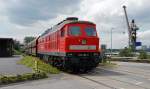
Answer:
xmin=119 ymin=47 xmax=134 ymax=57
xmin=13 ymin=40 xmax=20 ymax=51
xmin=24 ymin=36 xmax=36 ymax=44
xmin=139 ymin=50 xmax=147 ymax=59
xmin=13 ymin=40 xmax=23 ymax=55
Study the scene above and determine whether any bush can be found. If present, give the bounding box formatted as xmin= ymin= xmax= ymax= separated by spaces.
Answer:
xmin=32 ymin=73 xmax=42 ymax=80
xmin=8 ymin=76 xmax=18 ymax=83
xmin=22 ymin=73 xmax=33 ymax=80
xmin=0 ymin=72 xmax=48 ymax=85
xmin=0 ymin=76 xmax=22 ymax=84
xmin=148 ymin=55 xmax=150 ymax=59
xmin=0 ymin=76 xmax=9 ymax=84
xmin=16 ymin=75 xmax=27 ymax=82
xmin=139 ymin=50 xmax=148 ymax=59
xmin=13 ymin=49 xmax=22 ymax=55
xmin=119 ymin=47 xmax=134 ymax=57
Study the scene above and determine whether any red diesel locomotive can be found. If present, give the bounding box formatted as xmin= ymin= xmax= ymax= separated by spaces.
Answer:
xmin=25 ymin=17 xmax=101 ymax=71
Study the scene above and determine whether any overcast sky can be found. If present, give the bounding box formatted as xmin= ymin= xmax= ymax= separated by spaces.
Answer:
xmin=0 ymin=0 xmax=150 ymax=49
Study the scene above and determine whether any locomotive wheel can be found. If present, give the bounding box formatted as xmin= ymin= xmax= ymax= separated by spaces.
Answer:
xmin=43 ymin=55 xmax=49 ymax=63
xmin=48 ymin=56 xmax=53 ymax=65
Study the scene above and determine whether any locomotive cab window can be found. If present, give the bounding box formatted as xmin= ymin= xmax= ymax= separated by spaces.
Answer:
xmin=69 ymin=26 xmax=81 ymax=36
xmin=85 ymin=27 xmax=96 ymax=36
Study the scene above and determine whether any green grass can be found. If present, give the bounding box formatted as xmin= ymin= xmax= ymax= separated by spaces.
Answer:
xmin=13 ymin=49 xmax=22 ymax=55
xmin=18 ymin=56 xmax=60 ymax=74
xmin=148 ymin=55 xmax=150 ymax=59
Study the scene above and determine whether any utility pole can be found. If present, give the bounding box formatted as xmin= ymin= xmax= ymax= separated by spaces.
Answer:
xmin=110 ymin=28 xmax=114 ymax=58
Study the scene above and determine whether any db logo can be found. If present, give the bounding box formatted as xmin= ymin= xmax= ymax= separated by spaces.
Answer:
xmin=81 ymin=39 xmax=86 ymax=45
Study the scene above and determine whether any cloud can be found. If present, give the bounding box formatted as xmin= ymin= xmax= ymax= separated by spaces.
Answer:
xmin=0 ymin=0 xmax=150 ymax=48
xmin=2 ymin=0 xmax=80 ymax=26
xmin=73 ymin=0 xmax=150 ymax=48
xmin=138 ymin=30 xmax=150 ymax=46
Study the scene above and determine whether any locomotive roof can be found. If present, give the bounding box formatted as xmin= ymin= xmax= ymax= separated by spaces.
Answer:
xmin=0 ymin=38 xmax=13 ymax=40
xmin=40 ymin=18 xmax=95 ymax=38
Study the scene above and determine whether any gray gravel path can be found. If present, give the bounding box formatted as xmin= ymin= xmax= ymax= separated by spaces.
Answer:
xmin=0 ymin=55 xmax=32 ymax=75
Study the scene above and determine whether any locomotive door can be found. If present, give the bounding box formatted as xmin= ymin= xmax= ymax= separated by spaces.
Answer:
xmin=59 ymin=27 xmax=66 ymax=52
xmin=57 ymin=30 xmax=59 ymax=52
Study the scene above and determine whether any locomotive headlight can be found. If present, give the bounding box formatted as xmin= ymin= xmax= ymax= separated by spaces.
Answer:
xmin=83 ymin=53 xmax=87 ymax=56
xmin=93 ymin=53 xmax=99 ymax=56
xmin=78 ymin=53 xmax=83 ymax=56
xmin=67 ymin=53 xmax=73 ymax=56
xmin=78 ymin=53 xmax=89 ymax=56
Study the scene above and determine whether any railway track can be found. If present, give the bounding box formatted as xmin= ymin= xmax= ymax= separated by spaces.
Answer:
xmin=96 ymin=66 xmax=150 ymax=80
xmin=94 ymin=67 xmax=150 ymax=89
xmin=116 ymin=66 xmax=150 ymax=76
xmin=78 ymin=75 xmax=148 ymax=89
xmin=74 ymin=67 xmax=150 ymax=89
xmin=79 ymin=75 xmax=116 ymax=89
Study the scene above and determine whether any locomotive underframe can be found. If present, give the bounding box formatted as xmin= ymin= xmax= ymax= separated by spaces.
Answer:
xmin=37 ymin=52 xmax=101 ymax=72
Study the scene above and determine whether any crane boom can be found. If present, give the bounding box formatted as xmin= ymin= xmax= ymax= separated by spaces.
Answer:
xmin=123 ymin=5 xmax=131 ymax=48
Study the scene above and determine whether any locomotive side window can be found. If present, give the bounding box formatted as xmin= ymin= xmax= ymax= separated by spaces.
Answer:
xmin=85 ymin=27 xmax=96 ymax=36
xmin=69 ymin=26 xmax=81 ymax=36
xmin=61 ymin=29 xmax=65 ymax=37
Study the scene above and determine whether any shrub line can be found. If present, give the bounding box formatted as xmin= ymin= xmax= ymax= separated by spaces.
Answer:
xmin=111 ymin=59 xmax=150 ymax=63
xmin=0 ymin=72 xmax=48 ymax=85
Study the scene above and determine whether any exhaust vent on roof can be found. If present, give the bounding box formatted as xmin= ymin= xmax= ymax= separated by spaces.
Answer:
xmin=66 ymin=17 xmax=78 ymax=21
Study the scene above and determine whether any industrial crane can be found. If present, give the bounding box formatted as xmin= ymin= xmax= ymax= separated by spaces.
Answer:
xmin=123 ymin=5 xmax=139 ymax=51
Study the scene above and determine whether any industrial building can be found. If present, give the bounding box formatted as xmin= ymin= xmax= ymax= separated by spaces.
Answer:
xmin=0 ymin=38 xmax=13 ymax=57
